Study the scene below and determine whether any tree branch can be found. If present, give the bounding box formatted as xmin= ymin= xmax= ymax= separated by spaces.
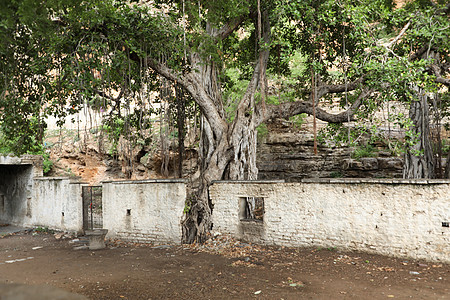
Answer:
xmin=317 ymin=76 xmax=364 ymax=99
xmin=183 ymin=72 xmax=228 ymax=138
xmin=145 ymin=57 xmax=227 ymax=139
xmin=94 ymin=86 xmax=124 ymax=102
xmin=435 ymin=76 xmax=450 ymax=86
xmin=135 ymin=53 xmax=227 ymax=136
xmin=429 ymin=63 xmax=450 ymax=87
xmin=144 ymin=58 xmax=185 ymax=86
xmin=214 ymin=14 xmax=250 ymax=40
xmin=260 ymin=88 xmax=372 ymax=125
xmin=235 ymin=10 xmax=270 ymax=116
xmin=409 ymin=46 xmax=428 ymax=61
xmin=386 ymin=20 xmax=411 ymax=49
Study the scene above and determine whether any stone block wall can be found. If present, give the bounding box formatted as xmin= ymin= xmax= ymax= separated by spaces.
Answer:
xmin=257 ymin=132 xmax=404 ymax=181
xmin=102 ymin=179 xmax=186 ymax=244
xmin=210 ymin=179 xmax=450 ymax=263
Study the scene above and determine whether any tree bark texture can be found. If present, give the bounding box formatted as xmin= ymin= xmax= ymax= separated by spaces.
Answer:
xmin=403 ymin=88 xmax=435 ymax=179
xmin=178 ymin=14 xmax=272 ymax=243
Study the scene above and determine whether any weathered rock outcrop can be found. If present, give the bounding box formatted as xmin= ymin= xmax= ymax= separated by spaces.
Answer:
xmin=257 ymin=131 xmax=404 ymax=181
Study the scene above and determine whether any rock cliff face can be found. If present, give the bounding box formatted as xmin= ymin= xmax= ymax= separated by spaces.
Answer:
xmin=257 ymin=129 xmax=404 ymax=182
xmin=46 ymin=121 xmax=407 ymax=183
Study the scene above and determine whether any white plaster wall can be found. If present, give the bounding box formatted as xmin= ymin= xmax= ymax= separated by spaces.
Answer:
xmin=210 ymin=180 xmax=450 ymax=263
xmin=29 ymin=178 xmax=84 ymax=233
xmin=102 ymin=179 xmax=186 ymax=244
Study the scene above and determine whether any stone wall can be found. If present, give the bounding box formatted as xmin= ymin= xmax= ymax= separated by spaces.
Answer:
xmin=257 ymin=131 xmax=404 ymax=181
xmin=102 ymin=179 xmax=186 ymax=244
xmin=210 ymin=179 xmax=450 ymax=263
xmin=0 ymin=155 xmax=43 ymax=226
xmin=31 ymin=178 xmax=84 ymax=233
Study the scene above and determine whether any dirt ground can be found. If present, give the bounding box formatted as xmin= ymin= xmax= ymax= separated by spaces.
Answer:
xmin=0 ymin=231 xmax=448 ymax=300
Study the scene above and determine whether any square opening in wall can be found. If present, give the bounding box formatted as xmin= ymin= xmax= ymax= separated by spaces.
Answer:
xmin=239 ymin=197 xmax=264 ymax=222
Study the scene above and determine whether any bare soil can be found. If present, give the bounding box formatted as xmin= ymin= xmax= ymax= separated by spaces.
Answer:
xmin=0 ymin=232 xmax=448 ymax=300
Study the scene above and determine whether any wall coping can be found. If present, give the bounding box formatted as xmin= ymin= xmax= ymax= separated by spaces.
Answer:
xmin=102 ymin=179 xmax=188 ymax=184
xmin=212 ymin=180 xmax=285 ymax=184
xmin=34 ymin=177 xmax=71 ymax=181
xmin=70 ymin=181 xmax=90 ymax=185
xmin=300 ymin=178 xmax=450 ymax=184
xmin=0 ymin=155 xmax=42 ymax=165
xmin=211 ymin=178 xmax=450 ymax=185
xmin=34 ymin=177 xmax=88 ymax=184
xmin=34 ymin=177 xmax=450 ymax=185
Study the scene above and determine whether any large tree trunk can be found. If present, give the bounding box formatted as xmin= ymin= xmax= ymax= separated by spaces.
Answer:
xmin=180 ymin=61 xmax=260 ymax=242
xmin=403 ymin=49 xmax=442 ymax=179
xmin=181 ymin=117 xmax=258 ymax=243
xmin=181 ymin=59 xmax=227 ymax=243
xmin=179 ymin=14 xmax=269 ymax=243
xmin=403 ymin=88 xmax=435 ymax=179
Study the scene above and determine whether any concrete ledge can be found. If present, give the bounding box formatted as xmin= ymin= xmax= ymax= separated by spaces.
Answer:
xmin=0 ymin=156 xmax=22 ymax=164
xmin=212 ymin=180 xmax=285 ymax=184
xmin=69 ymin=181 xmax=89 ymax=185
xmin=102 ymin=179 xmax=188 ymax=184
xmin=0 ymin=155 xmax=42 ymax=165
xmin=34 ymin=177 xmax=87 ymax=184
xmin=34 ymin=177 xmax=71 ymax=181
xmin=300 ymin=178 xmax=450 ymax=184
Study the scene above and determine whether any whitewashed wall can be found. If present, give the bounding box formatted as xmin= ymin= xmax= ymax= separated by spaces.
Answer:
xmin=102 ymin=179 xmax=186 ymax=244
xmin=210 ymin=179 xmax=450 ymax=263
xmin=30 ymin=178 xmax=84 ymax=233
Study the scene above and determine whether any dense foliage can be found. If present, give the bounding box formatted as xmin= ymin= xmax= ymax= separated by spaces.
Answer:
xmin=1 ymin=1 xmax=448 ymax=151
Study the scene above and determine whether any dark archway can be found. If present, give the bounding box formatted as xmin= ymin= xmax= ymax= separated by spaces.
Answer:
xmin=0 ymin=164 xmax=33 ymax=226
